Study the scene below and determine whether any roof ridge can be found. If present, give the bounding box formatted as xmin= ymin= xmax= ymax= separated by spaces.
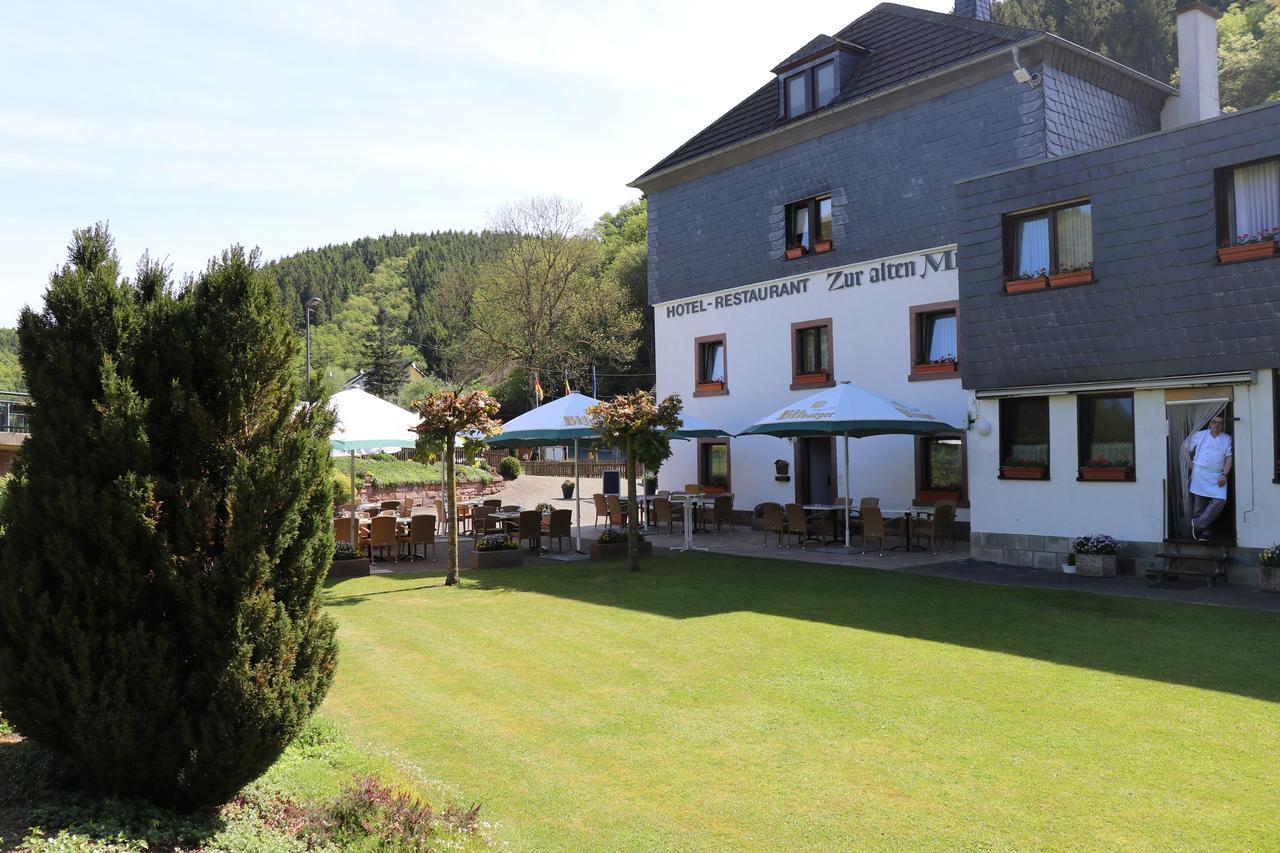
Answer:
xmin=857 ymin=2 xmax=1043 ymax=40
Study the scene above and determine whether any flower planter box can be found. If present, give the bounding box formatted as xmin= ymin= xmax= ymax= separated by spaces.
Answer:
xmin=1079 ymin=466 xmax=1131 ymax=481
xmin=812 ymin=240 xmax=833 ymax=254
xmin=1000 ymin=465 xmax=1047 ymax=480
xmin=913 ymin=362 xmax=958 ymax=376
xmin=919 ymin=490 xmax=961 ymax=503
xmin=1049 ymin=269 xmax=1094 ymax=287
xmin=1260 ymin=564 xmax=1280 ymax=592
xmin=329 ymin=558 xmax=371 ymax=579
xmin=1218 ymin=241 xmax=1277 ymax=263
xmin=695 ymin=381 xmax=726 ymax=394
xmin=1074 ymin=553 xmax=1117 ymax=577
xmin=793 ymin=372 xmax=830 ymax=385
xmin=589 ymin=541 xmax=653 ymax=560
xmin=468 ymin=549 xmax=525 ymax=569
xmin=785 ymin=246 xmax=805 ymax=260
xmin=1004 ymin=277 xmax=1047 ymax=294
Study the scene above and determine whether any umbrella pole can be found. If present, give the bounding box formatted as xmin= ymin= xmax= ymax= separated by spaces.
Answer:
xmin=843 ymin=433 xmax=851 ymax=550
xmin=574 ymin=438 xmax=582 ymax=552
xmin=349 ymin=450 xmax=357 ymax=549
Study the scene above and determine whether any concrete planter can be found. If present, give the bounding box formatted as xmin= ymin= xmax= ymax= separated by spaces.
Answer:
xmin=589 ymin=541 xmax=653 ymax=560
xmin=1260 ymin=564 xmax=1280 ymax=592
xmin=329 ymin=558 xmax=371 ymax=579
xmin=468 ymin=549 xmax=524 ymax=569
xmin=1075 ymin=553 xmax=1117 ymax=577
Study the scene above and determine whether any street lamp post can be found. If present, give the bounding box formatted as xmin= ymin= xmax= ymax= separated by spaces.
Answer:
xmin=304 ymin=296 xmax=322 ymax=398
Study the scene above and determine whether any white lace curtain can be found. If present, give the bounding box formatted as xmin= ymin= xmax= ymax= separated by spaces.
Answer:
xmin=1232 ymin=160 xmax=1280 ymax=240
xmin=1056 ymin=203 xmax=1092 ymax=269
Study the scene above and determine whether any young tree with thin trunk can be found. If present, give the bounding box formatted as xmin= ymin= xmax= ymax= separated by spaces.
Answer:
xmin=412 ymin=390 xmax=502 ymax=585
xmin=588 ymin=391 xmax=682 ymax=571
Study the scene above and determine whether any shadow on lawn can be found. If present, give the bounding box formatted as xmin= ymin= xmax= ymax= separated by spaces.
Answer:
xmin=423 ymin=555 xmax=1280 ymax=704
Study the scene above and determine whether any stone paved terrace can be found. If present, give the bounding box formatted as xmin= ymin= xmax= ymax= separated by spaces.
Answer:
xmin=367 ymin=511 xmax=1280 ymax=614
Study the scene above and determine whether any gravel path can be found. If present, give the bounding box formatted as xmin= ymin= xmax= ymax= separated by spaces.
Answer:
xmin=489 ymin=473 xmax=607 ymax=509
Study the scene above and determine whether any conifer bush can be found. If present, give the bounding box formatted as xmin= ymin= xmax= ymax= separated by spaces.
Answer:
xmin=0 ymin=225 xmax=339 ymax=809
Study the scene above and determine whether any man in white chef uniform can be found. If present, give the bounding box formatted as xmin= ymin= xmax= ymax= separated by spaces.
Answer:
xmin=1184 ymin=414 xmax=1232 ymax=541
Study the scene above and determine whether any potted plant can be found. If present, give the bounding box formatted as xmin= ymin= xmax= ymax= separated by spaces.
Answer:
xmin=774 ymin=458 xmax=790 ymax=481
xmin=535 ymin=502 xmax=555 ymax=514
xmin=330 ymin=540 xmax=371 ymax=579
xmin=914 ymin=353 xmax=958 ymax=375
xmin=1260 ymin=543 xmax=1280 ymax=592
xmin=1062 ymin=552 xmax=1077 ymax=574
xmin=1218 ymin=227 xmax=1279 ymax=263
xmin=1004 ymin=268 xmax=1048 ymax=294
xmin=1000 ymin=457 xmax=1047 ymax=479
xmin=1049 ymin=261 xmax=1095 ymax=287
xmin=561 ymin=478 xmax=575 ymax=499
xmin=1078 ymin=455 xmax=1133 ymax=481
xmin=813 ymin=238 xmax=833 ymax=253
xmin=468 ymin=533 xmax=525 ymax=569
xmin=644 ymin=473 xmax=658 ymax=496
xmin=589 ymin=527 xmax=653 ymax=560
xmin=1072 ymin=533 xmax=1119 ymax=577
xmin=785 ymin=242 xmax=806 ymax=260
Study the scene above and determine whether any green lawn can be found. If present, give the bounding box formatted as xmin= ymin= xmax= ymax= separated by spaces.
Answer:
xmin=321 ymin=555 xmax=1280 ymax=850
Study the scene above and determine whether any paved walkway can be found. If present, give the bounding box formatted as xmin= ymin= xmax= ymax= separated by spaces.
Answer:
xmin=369 ymin=504 xmax=1280 ymax=613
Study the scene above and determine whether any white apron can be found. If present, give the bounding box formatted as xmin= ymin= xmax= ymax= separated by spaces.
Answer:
xmin=1190 ymin=465 xmax=1226 ymax=500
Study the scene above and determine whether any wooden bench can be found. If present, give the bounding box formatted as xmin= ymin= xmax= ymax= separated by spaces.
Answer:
xmin=1148 ymin=541 xmax=1230 ymax=587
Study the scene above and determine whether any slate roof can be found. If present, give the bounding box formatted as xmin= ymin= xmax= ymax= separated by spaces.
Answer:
xmin=637 ymin=3 xmax=1043 ymax=181
xmin=771 ymin=34 xmax=867 ymax=73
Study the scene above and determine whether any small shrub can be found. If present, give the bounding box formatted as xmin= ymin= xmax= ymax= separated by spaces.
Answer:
xmin=1260 ymin=543 xmax=1280 ymax=568
xmin=478 ymin=459 xmax=491 ymax=471
xmin=535 ymin=502 xmax=554 ymax=513
xmin=302 ymin=776 xmax=480 ymax=851
xmin=331 ymin=468 xmax=351 ymax=508
xmin=332 ymin=541 xmax=360 ymax=561
xmin=597 ymin=527 xmax=644 ymax=545
xmin=476 ymin=534 xmax=518 ymax=552
xmin=1072 ymin=534 xmax=1118 ymax=555
xmin=497 ymin=456 xmax=522 ymax=481
xmin=561 ymin=479 xmax=573 ymax=489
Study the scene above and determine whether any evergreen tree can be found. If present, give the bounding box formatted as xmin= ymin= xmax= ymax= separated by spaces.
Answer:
xmin=0 ymin=225 xmax=338 ymax=809
xmin=362 ymin=306 xmax=406 ymax=399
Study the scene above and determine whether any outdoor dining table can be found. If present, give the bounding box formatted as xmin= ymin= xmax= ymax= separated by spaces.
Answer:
xmin=802 ymin=504 xmax=852 ymax=546
xmin=878 ymin=506 xmax=935 ymax=553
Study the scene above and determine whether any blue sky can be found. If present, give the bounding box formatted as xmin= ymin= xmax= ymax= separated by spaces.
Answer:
xmin=0 ymin=0 xmax=952 ymax=326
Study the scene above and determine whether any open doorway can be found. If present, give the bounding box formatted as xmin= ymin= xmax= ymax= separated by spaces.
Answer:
xmin=796 ymin=437 xmax=835 ymax=505
xmin=1165 ymin=394 xmax=1235 ymax=543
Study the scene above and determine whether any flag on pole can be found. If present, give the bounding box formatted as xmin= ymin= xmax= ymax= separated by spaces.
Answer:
xmin=533 ymin=373 xmax=544 ymax=405
xmin=592 ymin=365 xmax=597 ymax=397
xmin=564 ymin=370 xmax=572 ymax=396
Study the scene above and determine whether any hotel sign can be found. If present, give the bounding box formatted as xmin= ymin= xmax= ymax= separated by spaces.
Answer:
xmin=662 ymin=248 xmax=957 ymax=318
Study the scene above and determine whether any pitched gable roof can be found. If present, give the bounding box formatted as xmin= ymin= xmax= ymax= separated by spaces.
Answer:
xmin=636 ymin=3 xmax=1042 ymax=182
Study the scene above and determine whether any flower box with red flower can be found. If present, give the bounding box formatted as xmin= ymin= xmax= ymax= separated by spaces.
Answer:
xmin=813 ymin=239 xmax=833 ymax=254
xmin=1049 ymin=263 xmax=1094 ymax=287
xmin=913 ymin=354 xmax=957 ymax=376
xmin=1078 ymin=457 xmax=1133 ymax=481
xmin=793 ymin=370 xmax=830 ymax=386
xmin=1000 ymin=459 xmax=1047 ymax=480
xmin=785 ymin=244 xmax=806 ymax=260
xmin=1218 ymin=230 xmax=1278 ymax=263
xmin=1004 ymin=270 xmax=1048 ymax=294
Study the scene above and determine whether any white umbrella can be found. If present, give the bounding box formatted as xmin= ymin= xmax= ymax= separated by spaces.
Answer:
xmin=667 ymin=411 xmax=731 ymax=439
xmin=740 ymin=381 xmax=959 ymax=548
xmin=328 ymin=389 xmax=419 ymax=547
xmin=487 ymin=392 xmax=601 ymax=552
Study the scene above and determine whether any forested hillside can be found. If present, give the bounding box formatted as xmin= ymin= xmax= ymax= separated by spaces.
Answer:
xmin=0 ymin=329 xmax=22 ymax=391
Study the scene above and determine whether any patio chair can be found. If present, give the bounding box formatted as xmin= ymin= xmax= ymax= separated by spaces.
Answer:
xmin=760 ymin=502 xmax=785 ymax=548
xmin=483 ymin=498 xmax=503 ymax=508
xmin=593 ymin=493 xmax=611 ymax=526
xmin=607 ymin=494 xmax=628 ymax=528
xmin=711 ymin=495 xmax=735 ymax=533
xmin=684 ymin=483 xmax=703 ymax=494
xmin=654 ymin=496 xmax=683 ymax=536
xmin=454 ymin=502 xmax=472 ymax=534
xmin=471 ymin=505 xmax=496 ymax=538
xmin=859 ymin=507 xmax=904 ymax=557
xmin=334 ymin=518 xmax=368 ymax=549
xmin=400 ymin=497 xmax=414 ymax=516
xmin=501 ymin=505 xmax=520 ymax=513
xmin=380 ymin=500 xmax=401 ymax=512
xmin=517 ymin=510 xmax=542 ymax=551
xmin=547 ymin=509 xmax=572 ymax=552
xmin=785 ymin=503 xmax=808 ymax=549
xmin=910 ymin=503 xmax=957 ymax=554
xmin=402 ymin=513 xmax=437 ymax=561
xmin=368 ymin=515 xmax=400 ymax=563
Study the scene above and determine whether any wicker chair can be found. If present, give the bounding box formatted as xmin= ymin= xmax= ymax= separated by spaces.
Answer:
xmin=785 ymin=503 xmax=809 ymax=549
xmin=654 ymin=496 xmax=683 ymax=536
xmin=403 ymin=513 xmax=437 ymax=561
xmin=517 ymin=510 xmax=542 ymax=551
xmin=368 ymin=515 xmax=400 ymax=563
xmin=710 ymin=495 xmax=735 ymax=533
xmin=547 ymin=509 xmax=572 ymax=552
xmin=859 ymin=507 xmax=905 ymax=556
xmin=400 ymin=497 xmax=414 ymax=516
xmin=910 ymin=503 xmax=957 ymax=554
xmin=483 ymin=498 xmax=503 ymax=509
xmin=593 ymin=494 xmax=611 ymax=526
xmin=334 ymin=518 xmax=368 ymax=549
xmin=380 ymin=500 xmax=401 ymax=512
xmin=471 ymin=505 xmax=496 ymax=538
xmin=606 ymin=494 xmax=628 ymax=529
xmin=760 ymin=502 xmax=785 ymax=547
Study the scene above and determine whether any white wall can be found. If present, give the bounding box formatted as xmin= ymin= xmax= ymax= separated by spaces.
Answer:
xmin=653 ymin=246 xmax=969 ymax=514
xmin=968 ymin=372 xmax=1280 ymax=548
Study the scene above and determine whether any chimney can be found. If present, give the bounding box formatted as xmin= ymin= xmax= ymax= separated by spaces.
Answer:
xmin=1161 ymin=1 xmax=1222 ymax=129
xmin=954 ymin=0 xmax=992 ymax=21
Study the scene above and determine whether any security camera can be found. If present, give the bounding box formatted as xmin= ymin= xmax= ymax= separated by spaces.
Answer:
xmin=1012 ymin=66 xmax=1031 ymax=84
xmin=1010 ymin=47 xmax=1042 ymax=88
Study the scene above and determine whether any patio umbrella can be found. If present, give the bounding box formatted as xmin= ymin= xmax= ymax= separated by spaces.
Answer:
xmin=739 ymin=381 xmax=959 ymax=549
xmin=328 ymin=389 xmax=419 ymax=547
xmin=487 ymin=392 xmax=601 ymax=552
xmin=667 ymin=410 xmax=732 ymax=439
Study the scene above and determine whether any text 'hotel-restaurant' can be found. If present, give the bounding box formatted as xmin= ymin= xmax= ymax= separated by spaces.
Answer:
xmin=632 ymin=1 xmax=1280 ymax=582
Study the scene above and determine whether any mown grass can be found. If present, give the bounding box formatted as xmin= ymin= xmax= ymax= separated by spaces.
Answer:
xmin=349 ymin=458 xmax=493 ymax=489
xmin=320 ymin=554 xmax=1280 ymax=850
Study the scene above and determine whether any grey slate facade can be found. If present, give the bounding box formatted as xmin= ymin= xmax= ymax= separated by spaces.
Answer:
xmin=956 ymin=101 xmax=1280 ymax=392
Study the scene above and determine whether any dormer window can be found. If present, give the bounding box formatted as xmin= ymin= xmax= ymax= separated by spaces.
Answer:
xmin=785 ymin=60 xmax=837 ymax=119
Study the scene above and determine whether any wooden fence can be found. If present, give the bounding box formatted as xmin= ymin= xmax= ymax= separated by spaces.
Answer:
xmin=482 ymin=449 xmax=625 ymax=480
